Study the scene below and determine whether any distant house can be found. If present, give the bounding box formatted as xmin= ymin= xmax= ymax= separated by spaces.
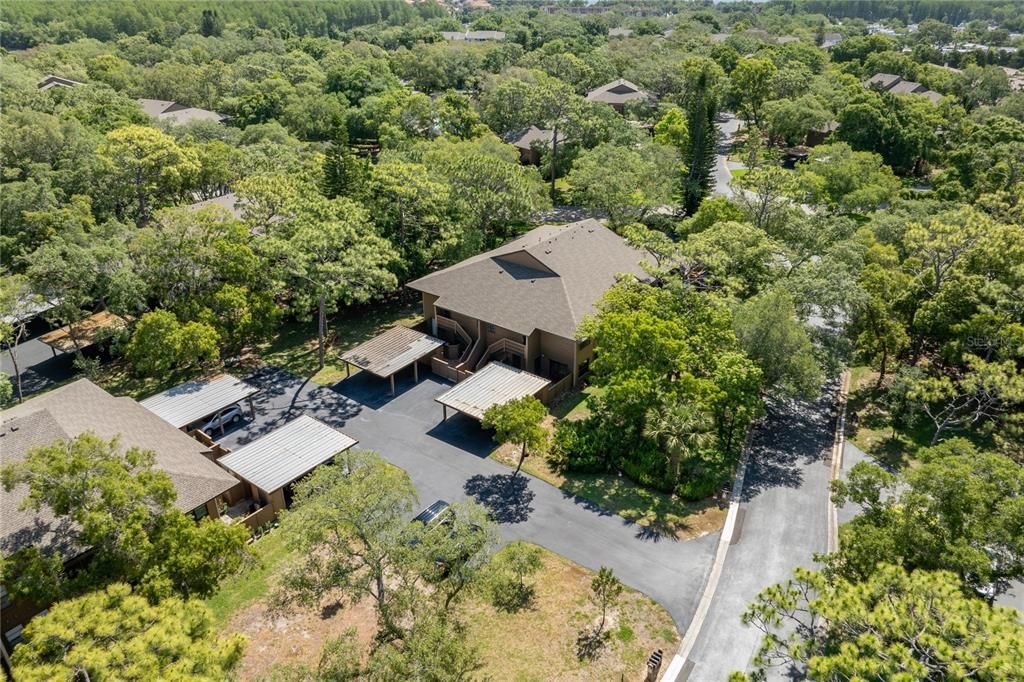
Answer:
xmin=609 ymin=27 xmax=634 ymax=38
xmin=586 ymin=78 xmax=652 ymax=113
xmin=1004 ymin=66 xmax=1024 ymax=92
xmin=820 ymin=32 xmax=843 ymax=49
xmin=502 ymin=126 xmax=565 ymax=166
xmin=187 ymin=192 xmax=243 ymax=219
xmin=863 ymin=73 xmax=944 ymax=104
xmin=0 ymin=380 xmax=241 ymax=658
xmin=36 ymin=74 xmax=83 ymax=90
xmin=407 ymin=219 xmax=649 ymax=394
xmin=137 ymin=98 xmax=228 ymax=125
xmin=441 ymin=30 xmax=505 ymax=42
xmin=806 ymin=120 xmax=839 ymax=147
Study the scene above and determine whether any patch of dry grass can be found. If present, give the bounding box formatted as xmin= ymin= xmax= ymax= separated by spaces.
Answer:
xmin=217 ymin=544 xmax=678 ymax=682
xmin=461 ymin=546 xmax=679 ymax=681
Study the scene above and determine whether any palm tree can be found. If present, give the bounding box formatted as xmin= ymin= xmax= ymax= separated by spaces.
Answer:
xmin=644 ymin=402 xmax=715 ymax=487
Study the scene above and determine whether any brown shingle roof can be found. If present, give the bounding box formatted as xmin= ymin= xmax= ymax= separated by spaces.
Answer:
xmin=502 ymin=126 xmax=565 ymax=151
xmin=407 ymin=220 xmax=648 ymax=339
xmin=1 ymin=380 xmax=239 ymax=560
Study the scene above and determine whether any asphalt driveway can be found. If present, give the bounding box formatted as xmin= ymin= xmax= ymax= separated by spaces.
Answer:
xmin=683 ymin=381 xmax=839 ymax=681
xmin=219 ymin=366 xmax=719 ymax=631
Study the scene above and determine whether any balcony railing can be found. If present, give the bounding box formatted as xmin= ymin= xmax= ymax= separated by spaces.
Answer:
xmin=476 ymin=338 xmax=526 ymax=371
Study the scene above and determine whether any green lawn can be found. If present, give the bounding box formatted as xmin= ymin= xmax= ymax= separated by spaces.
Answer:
xmin=549 ymin=385 xmax=603 ymax=421
xmin=729 ymin=168 xmax=748 ymax=180
xmin=205 ymin=529 xmax=295 ymax=628
xmin=255 ymin=298 xmax=422 ymax=385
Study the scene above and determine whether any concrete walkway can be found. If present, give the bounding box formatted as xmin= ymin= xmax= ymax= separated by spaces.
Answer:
xmin=680 ymin=380 xmax=839 ymax=681
xmin=220 ymin=367 xmax=719 ymax=632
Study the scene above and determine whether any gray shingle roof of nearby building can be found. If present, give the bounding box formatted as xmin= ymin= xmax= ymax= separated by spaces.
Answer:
xmin=865 ymin=73 xmax=903 ymax=90
xmin=436 ymin=362 xmax=550 ymax=420
xmin=340 ymin=326 xmax=444 ymax=378
xmin=407 ymin=219 xmax=649 ymax=340
xmin=217 ymin=415 xmax=357 ymax=494
xmin=586 ymin=79 xmax=651 ymax=105
xmin=609 ymin=27 xmax=634 ymax=37
xmin=888 ymin=80 xmax=928 ymax=95
xmin=138 ymin=98 xmax=227 ymax=125
xmin=502 ymin=126 xmax=565 ymax=151
xmin=1 ymin=380 xmax=239 ymax=559
xmin=37 ymin=74 xmax=84 ymax=90
xmin=140 ymin=374 xmax=259 ymax=429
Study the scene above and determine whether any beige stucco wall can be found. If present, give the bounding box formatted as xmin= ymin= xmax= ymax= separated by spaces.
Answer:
xmin=484 ymin=320 xmax=526 ymax=346
xmin=421 ymin=292 xmax=438 ymax=320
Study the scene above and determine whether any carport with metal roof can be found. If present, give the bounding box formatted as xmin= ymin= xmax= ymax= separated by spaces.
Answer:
xmin=339 ymin=325 xmax=444 ymax=395
xmin=216 ymin=415 xmax=357 ymax=511
xmin=435 ymin=361 xmax=550 ymax=422
xmin=139 ymin=373 xmax=259 ymax=431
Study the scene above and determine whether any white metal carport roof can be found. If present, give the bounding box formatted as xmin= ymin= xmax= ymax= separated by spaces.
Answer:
xmin=435 ymin=362 xmax=550 ymax=421
xmin=216 ymin=415 xmax=357 ymax=494
xmin=139 ymin=374 xmax=259 ymax=429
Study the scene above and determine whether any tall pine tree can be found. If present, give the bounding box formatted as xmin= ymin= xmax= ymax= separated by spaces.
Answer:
xmin=321 ymin=122 xmax=367 ymax=199
xmin=680 ymin=58 xmax=722 ymax=216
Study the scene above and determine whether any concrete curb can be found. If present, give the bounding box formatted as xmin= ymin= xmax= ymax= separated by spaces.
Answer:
xmin=826 ymin=371 xmax=851 ymax=555
xmin=663 ymin=425 xmax=755 ymax=681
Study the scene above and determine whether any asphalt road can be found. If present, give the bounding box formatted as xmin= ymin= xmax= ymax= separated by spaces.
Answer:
xmin=1 ymin=335 xmax=76 ymax=398
xmin=218 ymin=366 xmax=719 ymax=632
xmin=713 ymin=114 xmax=743 ymax=198
xmin=683 ymin=381 xmax=839 ymax=681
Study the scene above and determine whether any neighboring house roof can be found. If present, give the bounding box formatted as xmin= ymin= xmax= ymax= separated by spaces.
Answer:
xmin=441 ymin=30 xmax=505 ymax=41
xmin=776 ymin=35 xmax=801 ymax=44
xmin=37 ymin=74 xmax=84 ymax=90
xmin=821 ymin=32 xmax=843 ymax=48
xmin=888 ymin=80 xmax=928 ymax=95
xmin=39 ymin=311 xmax=130 ymax=354
xmin=187 ymin=192 xmax=243 ymax=218
xmin=217 ymin=415 xmax=357 ymax=494
xmin=864 ymin=73 xmax=903 ymax=90
xmin=407 ymin=219 xmax=649 ymax=339
xmin=812 ymin=120 xmax=840 ymax=134
xmin=138 ymin=98 xmax=227 ymax=125
xmin=1 ymin=380 xmax=240 ymax=560
xmin=586 ymin=79 xmax=651 ymax=105
xmin=435 ymin=362 xmax=550 ymax=420
xmin=863 ymin=74 xmax=944 ymax=103
xmin=502 ymin=126 xmax=565 ymax=152
xmin=609 ymin=27 xmax=634 ymax=37
xmin=140 ymin=374 xmax=259 ymax=430
xmin=340 ymin=326 xmax=444 ymax=379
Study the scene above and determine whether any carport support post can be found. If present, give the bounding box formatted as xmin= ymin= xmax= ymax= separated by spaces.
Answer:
xmin=442 ymin=404 xmax=448 ymax=421
xmin=247 ymin=396 xmax=255 ymax=419
xmin=413 ymin=361 xmax=419 ymax=383
xmin=345 ymin=362 xmax=351 ymax=379
xmin=390 ymin=374 xmax=395 ymax=396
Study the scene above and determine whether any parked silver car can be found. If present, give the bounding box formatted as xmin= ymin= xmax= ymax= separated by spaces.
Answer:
xmin=197 ymin=404 xmax=244 ymax=434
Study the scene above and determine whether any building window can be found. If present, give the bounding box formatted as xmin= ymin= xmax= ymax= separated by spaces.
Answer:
xmin=192 ymin=503 xmax=209 ymax=521
xmin=5 ymin=625 xmax=23 ymax=647
xmin=487 ymin=323 xmax=496 ymax=333
xmin=437 ymin=308 xmax=451 ymax=318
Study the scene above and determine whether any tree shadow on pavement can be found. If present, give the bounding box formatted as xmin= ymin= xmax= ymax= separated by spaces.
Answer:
xmin=740 ymin=381 xmax=838 ymax=502
xmin=464 ymin=473 xmax=535 ymax=524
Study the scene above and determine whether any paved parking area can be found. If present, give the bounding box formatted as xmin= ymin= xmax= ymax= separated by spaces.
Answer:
xmin=218 ymin=365 xmax=719 ymax=631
